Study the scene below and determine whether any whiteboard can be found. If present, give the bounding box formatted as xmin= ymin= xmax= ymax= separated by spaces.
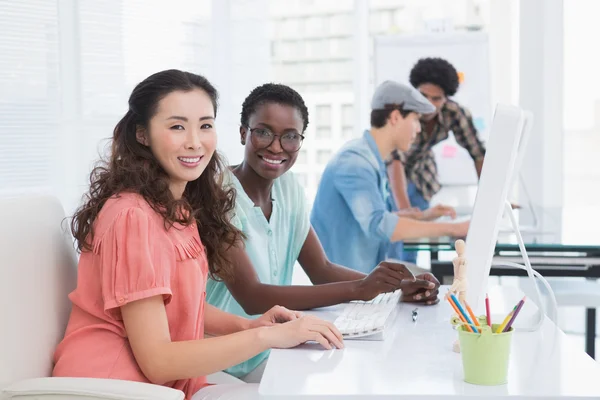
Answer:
xmin=373 ymin=32 xmax=491 ymax=186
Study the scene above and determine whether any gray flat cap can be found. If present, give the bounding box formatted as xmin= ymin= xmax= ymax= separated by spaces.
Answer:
xmin=371 ymin=80 xmax=435 ymax=114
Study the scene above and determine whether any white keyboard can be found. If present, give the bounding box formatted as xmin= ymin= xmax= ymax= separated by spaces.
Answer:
xmin=333 ymin=290 xmax=401 ymax=340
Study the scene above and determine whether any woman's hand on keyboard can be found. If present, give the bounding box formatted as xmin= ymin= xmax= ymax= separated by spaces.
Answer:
xmin=399 ymin=273 xmax=441 ymax=305
xmin=248 ymin=305 xmax=303 ymax=329
xmin=355 ymin=261 xmax=415 ymax=301
xmin=260 ymin=315 xmax=344 ymax=350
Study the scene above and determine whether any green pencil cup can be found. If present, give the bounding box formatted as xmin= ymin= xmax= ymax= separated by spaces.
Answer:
xmin=457 ymin=324 xmax=513 ymax=385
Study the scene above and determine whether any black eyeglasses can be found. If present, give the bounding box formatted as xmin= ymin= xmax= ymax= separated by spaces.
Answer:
xmin=247 ymin=127 xmax=305 ymax=153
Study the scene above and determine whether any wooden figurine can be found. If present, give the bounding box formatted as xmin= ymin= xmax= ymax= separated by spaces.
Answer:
xmin=450 ymin=239 xmax=467 ymax=353
xmin=450 ymin=239 xmax=467 ymax=304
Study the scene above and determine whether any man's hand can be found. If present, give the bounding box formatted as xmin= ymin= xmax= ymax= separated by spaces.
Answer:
xmin=248 ymin=305 xmax=303 ymax=329
xmin=399 ymin=273 xmax=441 ymax=305
xmin=422 ymin=204 xmax=457 ymax=221
xmin=449 ymin=220 xmax=470 ymax=238
xmin=355 ymin=261 xmax=415 ymax=301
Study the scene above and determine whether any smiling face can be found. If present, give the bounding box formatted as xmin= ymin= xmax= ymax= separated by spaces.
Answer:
xmin=136 ymin=88 xmax=217 ymax=198
xmin=240 ymin=102 xmax=304 ymax=181
xmin=417 ymin=82 xmax=446 ymax=121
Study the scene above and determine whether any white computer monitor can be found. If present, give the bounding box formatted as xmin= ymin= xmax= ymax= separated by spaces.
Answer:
xmin=510 ymin=111 xmax=533 ymax=189
xmin=464 ymin=104 xmax=528 ymax=310
xmin=496 ymin=110 xmax=538 ymax=232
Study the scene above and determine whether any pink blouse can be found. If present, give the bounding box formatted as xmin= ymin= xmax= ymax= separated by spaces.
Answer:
xmin=53 ymin=193 xmax=209 ymax=399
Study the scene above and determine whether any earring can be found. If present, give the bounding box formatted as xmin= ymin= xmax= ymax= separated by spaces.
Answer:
xmin=241 ymin=140 xmax=246 ymax=145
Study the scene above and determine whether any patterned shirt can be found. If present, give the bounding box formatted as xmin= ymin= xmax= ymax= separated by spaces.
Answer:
xmin=389 ymin=99 xmax=486 ymax=201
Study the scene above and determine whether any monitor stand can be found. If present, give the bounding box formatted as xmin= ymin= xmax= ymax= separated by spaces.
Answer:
xmin=491 ymin=200 xmax=558 ymax=331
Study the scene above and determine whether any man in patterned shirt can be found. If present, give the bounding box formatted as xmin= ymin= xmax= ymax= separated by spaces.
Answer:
xmin=387 ymin=57 xmax=486 ymax=213
xmin=386 ymin=58 xmax=486 ymax=263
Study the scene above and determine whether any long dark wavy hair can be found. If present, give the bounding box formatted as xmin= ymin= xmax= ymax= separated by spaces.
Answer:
xmin=71 ymin=69 xmax=242 ymax=280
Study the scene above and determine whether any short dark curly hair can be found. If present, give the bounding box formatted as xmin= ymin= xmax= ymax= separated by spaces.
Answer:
xmin=240 ymin=83 xmax=309 ymax=132
xmin=409 ymin=57 xmax=459 ymax=97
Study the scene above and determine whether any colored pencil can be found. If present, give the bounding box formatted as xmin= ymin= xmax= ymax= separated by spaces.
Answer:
xmin=496 ymin=304 xmax=518 ymax=333
xmin=446 ymin=295 xmax=475 ymax=333
xmin=485 ymin=293 xmax=492 ymax=327
xmin=464 ymin=300 xmax=481 ymax=328
xmin=450 ymin=293 xmax=478 ymax=331
xmin=503 ymin=296 xmax=526 ymax=332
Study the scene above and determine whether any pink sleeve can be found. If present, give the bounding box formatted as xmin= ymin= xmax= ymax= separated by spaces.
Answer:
xmin=98 ymin=207 xmax=173 ymax=319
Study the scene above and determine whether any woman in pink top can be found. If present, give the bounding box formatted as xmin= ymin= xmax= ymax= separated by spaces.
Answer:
xmin=52 ymin=69 xmax=344 ymax=400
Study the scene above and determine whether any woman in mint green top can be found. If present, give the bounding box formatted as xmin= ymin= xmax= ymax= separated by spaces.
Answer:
xmin=207 ymin=170 xmax=310 ymax=321
xmin=206 ymin=84 xmax=441 ymax=381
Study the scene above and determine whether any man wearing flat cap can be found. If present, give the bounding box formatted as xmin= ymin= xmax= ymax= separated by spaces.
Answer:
xmin=310 ymin=81 xmax=469 ymax=304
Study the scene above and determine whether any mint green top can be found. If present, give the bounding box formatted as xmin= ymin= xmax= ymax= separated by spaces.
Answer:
xmin=206 ymin=170 xmax=311 ymax=377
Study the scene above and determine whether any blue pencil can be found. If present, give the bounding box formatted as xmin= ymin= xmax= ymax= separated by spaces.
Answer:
xmin=450 ymin=293 xmax=478 ymax=332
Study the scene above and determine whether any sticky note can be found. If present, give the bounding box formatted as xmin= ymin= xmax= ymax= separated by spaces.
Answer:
xmin=473 ymin=117 xmax=485 ymax=131
xmin=457 ymin=71 xmax=465 ymax=83
xmin=442 ymin=144 xmax=458 ymax=158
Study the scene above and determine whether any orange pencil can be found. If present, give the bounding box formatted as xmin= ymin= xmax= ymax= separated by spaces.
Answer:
xmin=464 ymin=300 xmax=481 ymax=328
xmin=446 ymin=295 xmax=475 ymax=333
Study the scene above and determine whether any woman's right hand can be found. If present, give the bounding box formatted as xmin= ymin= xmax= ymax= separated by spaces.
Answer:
xmin=260 ymin=315 xmax=344 ymax=350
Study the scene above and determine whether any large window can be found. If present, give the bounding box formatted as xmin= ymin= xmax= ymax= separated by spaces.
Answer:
xmin=563 ymin=0 xmax=600 ymax=241
xmin=269 ymin=0 xmax=492 ymax=200
xmin=1 ymin=0 xmax=518 ymax=210
xmin=0 ymin=0 xmax=60 ymax=195
xmin=0 ymin=0 xmax=214 ymax=213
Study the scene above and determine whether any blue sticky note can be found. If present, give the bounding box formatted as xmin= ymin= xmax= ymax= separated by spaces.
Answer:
xmin=474 ymin=117 xmax=485 ymax=131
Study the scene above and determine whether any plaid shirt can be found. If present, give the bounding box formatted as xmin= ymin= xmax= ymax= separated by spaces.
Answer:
xmin=389 ymin=100 xmax=486 ymax=202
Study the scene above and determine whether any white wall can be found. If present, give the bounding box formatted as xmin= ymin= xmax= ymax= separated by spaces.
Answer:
xmin=518 ymin=0 xmax=564 ymax=219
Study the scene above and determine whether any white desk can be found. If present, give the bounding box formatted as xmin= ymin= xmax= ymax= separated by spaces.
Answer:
xmin=259 ymin=286 xmax=600 ymax=399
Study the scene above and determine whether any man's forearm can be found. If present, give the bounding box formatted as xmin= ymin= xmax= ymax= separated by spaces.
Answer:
xmin=391 ymin=217 xmax=458 ymax=242
xmin=475 ymin=158 xmax=484 ymax=178
xmin=387 ymin=160 xmax=412 ymax=209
